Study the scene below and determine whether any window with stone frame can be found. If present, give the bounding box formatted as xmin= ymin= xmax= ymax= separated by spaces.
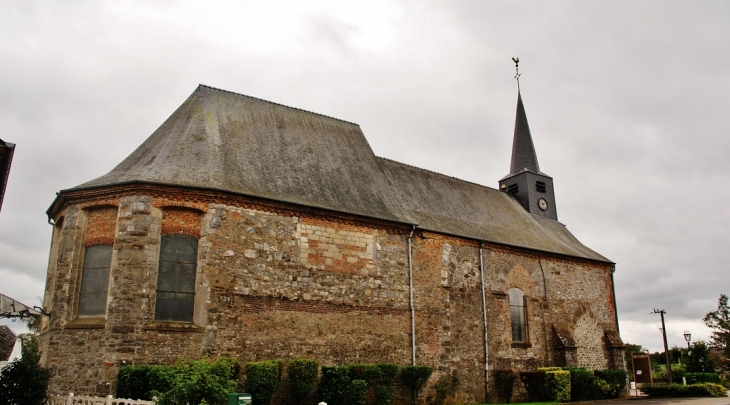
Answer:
xmin=508 ymin=287 xmax=528 ymax=343
xmin=154 ymin=234 xmax=198 ymax=322
xmin=78 ymin=244 xmax=112 ymax=317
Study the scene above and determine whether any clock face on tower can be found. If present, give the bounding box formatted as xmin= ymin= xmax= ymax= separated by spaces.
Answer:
xmin=538 ymin=198 xmax=548 ymax=211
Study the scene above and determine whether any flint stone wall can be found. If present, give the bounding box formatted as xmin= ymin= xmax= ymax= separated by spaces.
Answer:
xmin=40 ymin=188 xmax=621 ymax=403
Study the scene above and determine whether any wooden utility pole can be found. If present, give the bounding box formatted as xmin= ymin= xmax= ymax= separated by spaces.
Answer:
xmin=654 ymin=309 xmax=673 ymax=383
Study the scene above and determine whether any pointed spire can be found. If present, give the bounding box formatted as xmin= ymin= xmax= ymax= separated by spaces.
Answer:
xmin=509 ymin=90 xmax=540 ymax=175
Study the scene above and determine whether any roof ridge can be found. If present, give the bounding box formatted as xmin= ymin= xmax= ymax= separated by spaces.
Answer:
xmin=377 ymin=156 xmax=496 ymax=191
xmin=198 ymin=84 xmax=360 ymax=127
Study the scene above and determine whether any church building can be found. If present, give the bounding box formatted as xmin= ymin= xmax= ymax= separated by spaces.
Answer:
xmin=39 ymin=83 xmax=624 ymax=402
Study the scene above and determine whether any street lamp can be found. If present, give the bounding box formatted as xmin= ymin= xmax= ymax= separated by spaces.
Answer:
xmin=684 ymin=330 xmax=691 ymax=352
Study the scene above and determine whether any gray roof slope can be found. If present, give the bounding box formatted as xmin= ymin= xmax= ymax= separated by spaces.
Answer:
xmin=377 ymin=158 xmax=608 ymax=261
xmin=76 ymin=85 xmax=401 ymax=222
xmin=503 ymin=91 xmax=544 ymax=180
xmin=70 ymin=85 xmax=609 ymax=263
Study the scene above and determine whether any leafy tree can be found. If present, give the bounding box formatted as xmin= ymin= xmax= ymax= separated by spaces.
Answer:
xmin=0 ymin=334 xmax=51 ymax=405
xmin=623 ymin=343 xmax=645 ymax=374
xmin=704 ymin=294 xmax=730 ymax=371
xmin=686 ymin=341 xmax=716 ymax=373
xmin=670 ymin=346 xmax=684 ymax=364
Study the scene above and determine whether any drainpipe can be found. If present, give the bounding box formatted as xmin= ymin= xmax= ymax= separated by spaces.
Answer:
xmin=408 ymin=225 xmax=417 ymax=365
xmin=479 ymin=242 xmax=489 ymax=401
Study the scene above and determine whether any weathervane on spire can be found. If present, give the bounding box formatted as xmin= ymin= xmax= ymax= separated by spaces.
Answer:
xmin=512 ymin=57 xmax=521 ymax=90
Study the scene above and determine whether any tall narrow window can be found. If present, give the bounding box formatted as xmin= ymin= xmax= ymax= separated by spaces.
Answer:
xmin=155 ymin=234 xmax=198 ymax=322
xmin=79 ymin=245 xmax=112 ymax=317
xmin=508 ymin=287 xmax=527 ymax=343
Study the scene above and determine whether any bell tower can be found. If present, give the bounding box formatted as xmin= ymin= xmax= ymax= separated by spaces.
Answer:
xmin=499 ymin=58 xmax=558 ymax=221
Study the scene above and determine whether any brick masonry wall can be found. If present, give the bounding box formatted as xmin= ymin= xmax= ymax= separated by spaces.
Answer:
xmin=85 ymin=206 xmax=118 ymax=246
xmin=40 ymin=186 xmax=622 ymax=403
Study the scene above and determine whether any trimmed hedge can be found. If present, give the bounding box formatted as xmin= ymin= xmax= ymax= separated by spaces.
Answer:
xmin=494 ymin=370 xmax=518 ymax=403
xmin=373 ymin=363 xmax=399 ymax=405
xmin=543 ymin=370 xmax=571 ymax=402
xmin=347 ymin=379 xmax=368 ymax=405
xmin=563 ymin=367 xmax=593 ymax=401
xmin=318 ymin=363 xmax=400 ymax=405
xmin=519 ymin=370 xmax=547 ymax=402
xmin=348 ymin=364 xmax=383 ymax=382
xmin=116 ymin=358 xmax=238 ymax=405
xmin=685 ymin=372 xmax=721 ymax=384
xmin=287 ymin=359 xmax=318 ymax=405
xmin=401 ymin=365 xmax=433 ymax=405
xmin=244 ymin=360 xmax=282 ymax=405
xmin=117 ymin=365 xmax=155 ymax=400
xmin=319 ymin=366 xmax=351 ymax=405
xmin=156 ymin=358 xmax=239 ymax=405
xmin=642 ymin=383 xmax=726 ymax=397
xmin=593 ymin=368 xmax=627 ymax=398
xmin=537 ymin=367 xmax=563 ymax=372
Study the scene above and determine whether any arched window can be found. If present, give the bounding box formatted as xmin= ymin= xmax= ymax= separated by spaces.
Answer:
xmin=79 ymin=245 xmax=112 ymax=317
xmin=155 ymin=234 xmax=198 ymax=322
xmin=508 ymin=287 xmax=527 ymax=343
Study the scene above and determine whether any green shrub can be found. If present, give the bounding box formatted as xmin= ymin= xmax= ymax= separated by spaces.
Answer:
xmin=537 ymin=367 xmax=563 ymax=372
xmin=0 ymin=335 xmax=51 ymax=405
xmin=376 ymin=363 xmax=399 ymax=380
xmin=590 ymin=377 xmax=612 ymax=399
xmin=116 ymin=365 xmax=153 ymax=399
xmin=374 ymin=363 xmax=399 ymax=405
xmin=401 ymin=365 xmax=433 ymax=405
xmin=348 ymin=363 xmax=383 ymax=382
xmin=287 ymin=359 xmax=318 ymax=405
xmin=319 ymin=366 xmax=351 ymax=405
xmin=543 ymin=370 xmax=570 ymax=402
xmin=563 ymin=367 xmax=593 ymax=401
xmin=685 ymin=372 xmax=721 ymax=384
xmin=244 ymin=360 xmax=282 ymax=405
xmin=519 ymin=370 xmax=547 ymax=402
xmin=593 ymin=368 xmax=627 ymax=398
xmin=155 ymin=357 xmax=239 ymax=405
xmin=346 ymin=379 xmax=368 ymax=405
xmin=642 ymin=382 xmax=726 ymax=397
xmin=117 ymin=364 xmax=177 ymax=400
xmin=375 ymin=385 xmax=395 ymax=405
xmin=494 ymin=370 xmax=518 ymax=403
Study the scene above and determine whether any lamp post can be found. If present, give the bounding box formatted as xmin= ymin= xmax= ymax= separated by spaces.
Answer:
xmin=684 ymin=331 xmax=691 ymax=351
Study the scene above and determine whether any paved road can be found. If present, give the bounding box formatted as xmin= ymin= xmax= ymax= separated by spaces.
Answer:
xmin=574 ymin=396 xmax=730 ymax=405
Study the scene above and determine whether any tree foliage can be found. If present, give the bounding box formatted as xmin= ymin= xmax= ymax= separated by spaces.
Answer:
xmin=686 ymin=341 xmax=716 ymax=373
xmin=623 ymin=342 xmax=645 ymax=374
xmin=0 ymin=334 xmax=51 ymax=405
xmin=704 ymin=294 xmax=730 ymax=371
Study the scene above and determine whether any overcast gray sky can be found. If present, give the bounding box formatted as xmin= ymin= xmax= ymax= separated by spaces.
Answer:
xmin=2 ymin=0 xmax=729 ymax=353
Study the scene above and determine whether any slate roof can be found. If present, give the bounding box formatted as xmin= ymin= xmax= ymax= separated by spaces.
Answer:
xmin=502 ymin=91 xmax=545 ymax=180
xmin=0 ymin=325 xmax=16 ymax=361
xmin=62 ymin=85 xmax=609 ymax=263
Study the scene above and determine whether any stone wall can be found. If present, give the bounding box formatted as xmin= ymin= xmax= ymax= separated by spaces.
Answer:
xmin=40 ymin=185 xmax=622 ymax=403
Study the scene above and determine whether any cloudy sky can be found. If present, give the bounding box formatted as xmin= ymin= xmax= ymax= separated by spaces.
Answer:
xmin=2 ymin=1 xmax=729 ymax=353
